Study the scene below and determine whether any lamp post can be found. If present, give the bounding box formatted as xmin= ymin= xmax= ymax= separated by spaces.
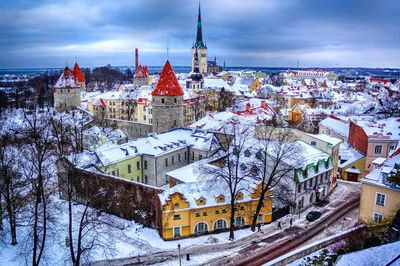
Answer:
xmin=178 ymin=243 xmax=182 ymax=266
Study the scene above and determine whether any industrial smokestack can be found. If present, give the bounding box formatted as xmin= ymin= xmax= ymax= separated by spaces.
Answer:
xmin=135 ymin=48 xmax=139 ymax=70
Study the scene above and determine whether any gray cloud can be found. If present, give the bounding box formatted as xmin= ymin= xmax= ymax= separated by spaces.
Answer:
xmin=0 ymin=0 xmax=399 ymax=68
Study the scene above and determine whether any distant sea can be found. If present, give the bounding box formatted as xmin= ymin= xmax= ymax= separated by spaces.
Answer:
xmin=1 ymin=66 xmax=399 ymax=78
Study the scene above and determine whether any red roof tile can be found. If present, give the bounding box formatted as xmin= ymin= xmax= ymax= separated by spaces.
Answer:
xmin=151 ymin=61 xmax=184 ymax=96
xmin=72 ymin=63 xmax=85 ymax=82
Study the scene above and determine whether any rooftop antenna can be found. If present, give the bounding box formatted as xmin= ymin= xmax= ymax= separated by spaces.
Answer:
xmin=167 ymin=38 xmax=170 ymax=61
xmin=75 ymin=56 xmax=78 ymax=63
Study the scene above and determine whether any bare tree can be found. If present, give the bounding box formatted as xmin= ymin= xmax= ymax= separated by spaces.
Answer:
xmin=0 ymin=139 xmax=27 ymax=245
xmin=203 ymin=120 xmax=251 ymax=240
xmin=250 ymin=126 xmax=302 ymax=231
xmin=19 ymin=108 xmax=54 ymax=266
xmin=53 ymin=112 xmax=110 ymax=266
xmin=376 ymin=94 xmax=400 ymax=118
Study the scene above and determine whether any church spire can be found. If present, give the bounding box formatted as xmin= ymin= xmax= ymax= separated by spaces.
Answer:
xmin=195 ymin=2 xmax=206 ymax=49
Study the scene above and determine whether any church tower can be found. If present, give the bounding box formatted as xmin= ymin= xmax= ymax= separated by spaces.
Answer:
xmin=152 ymin=61 xmax=184 ymax=133
xmin=187 ymin=48 xmax=204 ymax=90
xmin=192 ymin=3 xmax=207 ymax=74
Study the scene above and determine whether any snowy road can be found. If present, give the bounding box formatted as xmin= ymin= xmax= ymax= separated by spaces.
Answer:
xmin=88 ymin=180 xmax=361 ymax=266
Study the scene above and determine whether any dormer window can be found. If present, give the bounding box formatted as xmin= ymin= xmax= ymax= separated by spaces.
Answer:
xmin=216 ymin=194 xmax=225 ymax=203
xmin=196 ymin=197 xmax=206 ymax=206
xmin=256 ymin=150 xmax=263 ymax=160
xmin=240 ymin=163 xmax=247 ymax=171
xmin=235 ymin=192 xmax=244 ymax=201
xmin=244 ymin=149 xmax=251 ymax=157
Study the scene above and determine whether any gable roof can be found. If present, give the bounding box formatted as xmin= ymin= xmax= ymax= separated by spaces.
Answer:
xmin=151 ymin=61 xmax=184 ymax=97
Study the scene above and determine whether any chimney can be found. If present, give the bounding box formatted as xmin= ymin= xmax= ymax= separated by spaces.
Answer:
xmin=135 ymin=48 xmax=139 ymax=70
xmin=260 ymin=100 xmax=267 ymax=109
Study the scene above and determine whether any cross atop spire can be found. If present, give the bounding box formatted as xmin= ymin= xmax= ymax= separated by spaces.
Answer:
xmin=194 ymin=2 xmax=206 ymax=49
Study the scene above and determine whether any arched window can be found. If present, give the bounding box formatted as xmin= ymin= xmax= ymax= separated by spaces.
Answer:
xmin=214 ymin=219 xmax=227 ymax=230
xmin=194 ymin=222 xmax=208 ymax=234
xmin=235 ymin=217 xmax=245 ymax=227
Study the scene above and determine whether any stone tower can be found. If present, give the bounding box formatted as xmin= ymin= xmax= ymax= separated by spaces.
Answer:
xmin=72 ymin=62 xmax=86 ymax=91
xmin=152 ymin=61 xmax=184 ymax=133
xmin=191 ymin=3 xmax=207 ymax=74
xmin=54 ymin=66 xmax=81 ymax=112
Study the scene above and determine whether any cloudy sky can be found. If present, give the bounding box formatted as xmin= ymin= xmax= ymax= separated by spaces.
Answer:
xmin=1 ymin=0 xmax=399 ymax=68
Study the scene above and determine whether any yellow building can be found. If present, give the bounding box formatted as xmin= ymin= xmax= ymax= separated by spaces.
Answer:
xmin=359 ymin=150 xmax=400 ymax=223
xmin=159 ymin=182 xmax=273 ymax=240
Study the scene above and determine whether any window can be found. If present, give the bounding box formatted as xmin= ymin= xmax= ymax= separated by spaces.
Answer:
xmin=310 ymin=193 xmax=314 ymax=203
xmin=172 ymin=156 xmax=175 ymax=165
xmin=127 ymin=164 xmax=132 ymax=174
xmin=173 ymin=214 xmax=181 ymax=220
xmin=136 ymin=161 xmax=140 ymax=170
xmin=376 ymin=193 xmax=386 ymax=206
xmin=374 ymin=145 xmax=382 ymax=154
xmin=311 ymin=141 xmax=317 ymax=147
xmin=195 ymin=213 xmax=200 ymax=217
xmin=111 ymin=170 xmax=116 ymax=176
xmin=143 ymin=115 xmax=146 ymax=121
xmin=174 ymin=98 xmax=177 ymax=103
xmin=303 ymin=182 xmax=307 ymax=190
xmin=174 ymin=203 xmax=179 ymax=208
xmin=161 ymin=98 xmax=165 ymax=104
xmin=184 ymin=151 xmax=187 ymax=159
xmin=203 ymin=212 xmax=208 ymax=216
xmin=373 ymin=212 xmax=383 ymax=223
xmin=240 ymin=206 xmax=245 ymax=211
xmin=165 ymin=158 xmax=168 ymax=167
xmin=235 ymin=217 xmax=245 ymax=227
xmin=194 ymin=222 xmax=208 ymax=234
xmin=389 ymin=145 xmax=395 ymax=151
xmin=144 ymin=175 xmax=148 ymax=184
xmin=298 ymin=184 xmax=301 ymax=193
xmin=173 ymin=227 xmax=181 ymax=238
xmin=222 ymin=209 xmax=227 ymax=213
xmin=214 ymin=219 xmax=227 ymax=230
xmin=178 ymin=154 xmax=181 ymax=162
xmin=144 ymin=160 xmax=148 ymax=170
xmin=215 ymin=210 xmax=220 ymax=214
xmin=309 ymin=178 xmax=313 ymax=188
xmin=244 ymin=149 xmax=251 ymax=157
xmin=198 ymin=155 xmax=203 ymax=160
xmin=137 ymin=176 xmax=140 ymax=182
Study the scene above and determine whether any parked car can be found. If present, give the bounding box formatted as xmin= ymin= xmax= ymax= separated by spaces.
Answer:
xmin=306 ymin=211 xmax=321 ymax=221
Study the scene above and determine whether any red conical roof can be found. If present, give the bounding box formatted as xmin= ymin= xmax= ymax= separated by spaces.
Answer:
xmin=151 ymin=61 xmax=184 ymax=96
xmin=72 ymin=63 xmax=85 ymax=82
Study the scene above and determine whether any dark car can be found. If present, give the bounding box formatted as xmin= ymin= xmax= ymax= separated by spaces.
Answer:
xmin=306 ymin=211 xmax=321 ymax=221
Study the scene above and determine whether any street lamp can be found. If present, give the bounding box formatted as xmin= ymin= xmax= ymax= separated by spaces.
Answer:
xmin=178 ymin=243 xmax=182 ymax=266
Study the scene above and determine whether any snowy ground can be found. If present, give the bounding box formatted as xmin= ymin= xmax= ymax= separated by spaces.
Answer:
xmin=0 ymin=181 xmax=361 ymax=266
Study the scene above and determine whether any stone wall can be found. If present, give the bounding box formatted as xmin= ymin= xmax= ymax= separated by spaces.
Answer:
xmin=54 ymin=88 xmax=81 ymax=112
xmin=108 ymin=119 xmax=153 ymax=140
xmin=57 ymin=158 xmax=163 ymax=229
xmin=152 ymin=95 xmax=184 ymax=133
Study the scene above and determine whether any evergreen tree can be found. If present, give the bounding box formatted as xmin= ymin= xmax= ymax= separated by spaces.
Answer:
xmin=387 ymin=163 xmax=400 ymax=186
